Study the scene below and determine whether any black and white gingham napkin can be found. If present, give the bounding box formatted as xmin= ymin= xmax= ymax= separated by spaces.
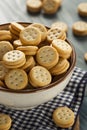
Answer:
xmin=0 ymin=67 xmax=87 ymax=130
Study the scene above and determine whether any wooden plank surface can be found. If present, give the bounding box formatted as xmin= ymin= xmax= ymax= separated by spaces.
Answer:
xmin=74 ymin=116 xmax=80 ymax=130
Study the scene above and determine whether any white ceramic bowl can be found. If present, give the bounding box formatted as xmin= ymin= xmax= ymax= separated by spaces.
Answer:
xmin=0 ymin=23 xmax=76 ymax=110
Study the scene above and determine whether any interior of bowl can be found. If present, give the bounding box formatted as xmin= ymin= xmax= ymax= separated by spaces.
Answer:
xmin=0 ymin=22 xmax=76 ymax=93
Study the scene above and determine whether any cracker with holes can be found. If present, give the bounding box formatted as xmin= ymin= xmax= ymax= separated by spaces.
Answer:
xmin=78 ymin=2 xmax=87 ymax=17
xmin=47 ymin=28 xmax=64 ymax=43
xmin=29 ymin=66 xmax=52 ymax=87
xmin=42 ymin=0 xmax=61 ymax=14
xmin=5 ymin=69 xmax=28 ymax=90
xmin=30 ymin=23 xmax=47 ymax=42
xmin=50 ymin=58 xmax=70 ymax=75
xmin=0 ymin=61 xmax=9 ymax=80
xmin=16 ymin=45 xmax=38 ymax=55
xmin=26 ymin=0 xmax=42 ymax=13
xmin=3 ymin=50 xmax=25 ymax=65
xmin=3 ymin=50 xmax=26 ymax=68
xmin=51 ymin=21 xmax=68 ymax=33
xmin=53 ymin=106 xmax=75 ymax=128
xmin=20 ymin=26 xmax=41 ymax=45
xmin=0 ymin=113 xmax=12 ymax=130
xmin=0 ymin=41 xmax=13 ymax=60
xmin=72 ymin=21 xmax=87 ymax=36
xmin=52 ymin=39 xmax=72 ymax=59
xmin=36 ymin=46 xmax=59 ymax=69
xmin=0 ymin=22 xmax=72 ymax=90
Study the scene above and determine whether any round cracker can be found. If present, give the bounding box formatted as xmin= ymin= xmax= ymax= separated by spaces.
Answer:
xmin=53 ymin=106 xmax=75 ymax=128
xmin=30 ymin=23 xmax=47 ymax=41
xmin=26 ymin=0 xmax=42 ymax=13
xmin=36 ymin=46 xmax=59 ymax=69
xmin=20 ymin=26 xmax=41 ymax=45
xmin=0 ymin=41 xmax=13 ymax=60
xmin=78 ymin=2 xmax=87 ymax=17
xmin=50 ymin=60 xmax=70 ymax=75
xmin=51 ymin=21 xmax=68 ymax=32
xmin=47 ymin=28 xmax=64 ymax=43
xmin=3 ymin=50 xmax=25 ymax=65
xmin=5 ymin=69 xmax=28 ymax=90
xmin=72 ymin=21 xmax=87 ymax=36
xmin=29 ymin=65 xmax=52 ymax=87
xmin=42 ymin=0 xmax=60 ymax=14
xmin=0 ymin=113 xmax=12 ymax=129
xmin=52 ymin=39 xmax=72 ymax=59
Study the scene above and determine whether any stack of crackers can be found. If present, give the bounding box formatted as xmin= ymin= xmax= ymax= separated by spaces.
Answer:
xmin=26 ymin=0 xmax=62 ymax=14
xmin=72 ymin=2 xmax=87 ymax=36
xmin=72 ymin=2 xmax=87 ymax=63
xmin=0 ymin=22 xmax=72 ymax=90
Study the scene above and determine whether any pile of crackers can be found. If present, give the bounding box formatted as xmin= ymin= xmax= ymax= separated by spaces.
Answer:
xmin=73 ymin=2 xmax=87 ymax=62
xmin=72 ymin=2 xmax=87 ymax=37
xmin=0 ymin=22 xmax=75 ymax=129
xmin=1 ymin=2 xmax=87 ymax=130
xmin=0 ymin=22 xmax=72 ymax=90
xmin=26 ymin=0 xmax=62 ymax=14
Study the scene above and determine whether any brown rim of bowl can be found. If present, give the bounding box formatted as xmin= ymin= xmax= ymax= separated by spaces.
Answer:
xmin=0 ymin=22 xmax=76 ymax=93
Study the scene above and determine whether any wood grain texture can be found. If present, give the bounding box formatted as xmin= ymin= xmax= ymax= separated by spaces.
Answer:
xmin=74 ymin=116 xmax=80 ymax=130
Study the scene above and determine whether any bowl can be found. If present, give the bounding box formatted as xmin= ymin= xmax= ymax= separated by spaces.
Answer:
xmin=0 ymin=22 xmax=76 ymax=110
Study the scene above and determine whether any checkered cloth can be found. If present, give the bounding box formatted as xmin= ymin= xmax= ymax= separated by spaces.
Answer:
xmin=0 ymin=67 xmax=87 ymax=130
